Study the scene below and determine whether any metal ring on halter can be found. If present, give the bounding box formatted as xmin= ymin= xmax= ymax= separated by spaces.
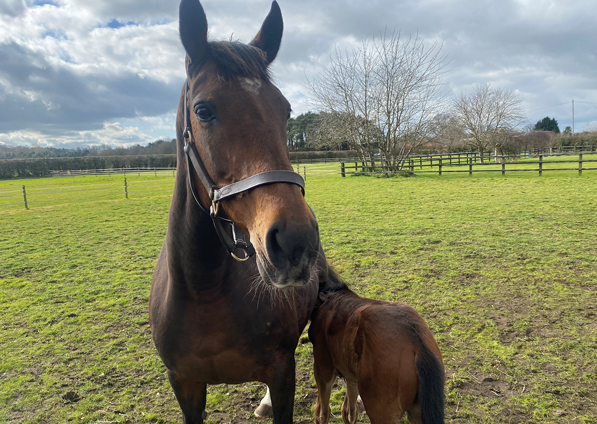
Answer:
xmin=230 ymin=251 xmax=251 ymax=262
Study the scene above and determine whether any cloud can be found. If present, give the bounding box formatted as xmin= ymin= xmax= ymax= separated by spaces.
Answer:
xmin=0 ymin=0 xmax=26 ymax=17
xmin=0 ymin=0 xmax=596 ymax=147
xmin=0 ymin=121 xmax=154 ymax=148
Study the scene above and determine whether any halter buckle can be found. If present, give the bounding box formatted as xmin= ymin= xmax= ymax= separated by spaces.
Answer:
xmin=183 ymin=126 xmax=192 ymax=141
xmin=210 ymin=200 xmax=220 ymax=218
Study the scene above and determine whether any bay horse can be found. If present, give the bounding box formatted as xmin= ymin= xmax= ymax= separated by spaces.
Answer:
xmin=309 ymin=275 xmax=445 ymax=424
xmin=149 ymin=1 xmax=336 ymax=422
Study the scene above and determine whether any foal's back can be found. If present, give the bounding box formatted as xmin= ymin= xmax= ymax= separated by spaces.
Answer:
xmin=310 ymin=288 xmax=444 ymax=424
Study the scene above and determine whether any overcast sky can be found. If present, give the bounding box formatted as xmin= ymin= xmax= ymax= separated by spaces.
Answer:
xmin=1 ymin=0 xmax=596 ymax=148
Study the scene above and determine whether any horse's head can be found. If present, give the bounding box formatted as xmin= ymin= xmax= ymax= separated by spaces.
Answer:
xmin=178 ymin=0 xmax=319 ymax=289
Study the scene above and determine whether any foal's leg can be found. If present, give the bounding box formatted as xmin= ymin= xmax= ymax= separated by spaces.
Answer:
xmin=359 ymin=384 xmax=406 ymax=424
xmin=405 ymin=402 xmax=422 ymax=424
xmin=313 ymin=356 xmax=335 ymax=424
xmin=167 ymin=370 xmax=207 ymax=424
xmin=340 ymin=380 xmax=359 ymax=424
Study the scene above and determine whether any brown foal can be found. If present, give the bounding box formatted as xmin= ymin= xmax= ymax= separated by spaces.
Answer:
xmin=309 ymin=275 xmax=445 ymax=424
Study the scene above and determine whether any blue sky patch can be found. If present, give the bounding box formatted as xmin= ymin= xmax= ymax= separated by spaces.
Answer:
xmin=43 ymin=30 xmax=66 ymax=41
xmin=107 ymin=19 xmax=137 ymax=29
xmin=32 ymin=0 xmax=59 ymax=7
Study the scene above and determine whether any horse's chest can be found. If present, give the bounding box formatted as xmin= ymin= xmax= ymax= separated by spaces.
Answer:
xmin=155 ymin=299 xmax=286 ymax=383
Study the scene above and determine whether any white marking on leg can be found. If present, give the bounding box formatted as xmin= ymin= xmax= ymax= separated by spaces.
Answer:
xmin=261 ymin=386 xmax=272 ymax=406
xmin=254 ymin=386 xmax=273 ymax=418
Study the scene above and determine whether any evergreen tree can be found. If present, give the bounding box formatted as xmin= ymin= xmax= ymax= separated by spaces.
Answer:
xmin=534 ymin=116 xmax=560 ymax=133
xmin=287 ymin=112 xmax=320 ymax=150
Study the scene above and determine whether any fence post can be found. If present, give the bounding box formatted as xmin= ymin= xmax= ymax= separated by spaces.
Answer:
xmin=539 ymin=155 xmax=543 ymax=176
xmin=579 ymin=153 xmax=583 ymax=176
xmin=469 ymin=157 xmax=473 ymax=176
xmin=303 ymin=166 xmax=306 ymax=181
xmin=341 ymin=162 xmax=345 ymax=178
xmin=501 ymin=156 xmax=506 ymax=176
xmin=438 ymin=158 xmax=442 ymax=176
xmin=22 ymin=185 xmax=28 ymax=210
xmin=124 ymin=177 xmax=128 ymax=199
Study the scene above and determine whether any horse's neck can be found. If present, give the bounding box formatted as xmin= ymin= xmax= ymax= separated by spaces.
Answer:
xmin=326 ymin=289 xmax=364 ymax=318
xmin=165 ymin=166 xmax=231 ymax=288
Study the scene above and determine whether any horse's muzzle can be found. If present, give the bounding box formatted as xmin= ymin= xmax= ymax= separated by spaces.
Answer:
xmin=259 ymin=220 xmax=319 ymax=288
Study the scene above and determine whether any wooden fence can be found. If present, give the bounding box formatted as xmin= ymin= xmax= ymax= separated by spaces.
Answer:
xmin=50 ymin=167 xmax=177 ymax=177
xmin=341 ymin=152 xmax=597 ymax=177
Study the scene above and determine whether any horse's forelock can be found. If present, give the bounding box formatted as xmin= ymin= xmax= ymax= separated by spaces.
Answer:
xmin=198 ymin=41 xmax=271 ymax=82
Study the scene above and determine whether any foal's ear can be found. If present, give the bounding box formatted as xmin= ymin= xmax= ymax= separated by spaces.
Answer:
xmin=179 ymin=0 xmax=208 ymax=66
xmin=250 ymin=1 xmax=283 ymax=64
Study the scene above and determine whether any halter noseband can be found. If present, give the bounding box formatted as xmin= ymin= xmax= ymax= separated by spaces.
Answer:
xmin=182 ymin=80 xmax=305 ymax=261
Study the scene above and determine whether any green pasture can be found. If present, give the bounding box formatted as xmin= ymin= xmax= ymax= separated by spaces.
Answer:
xmin=1 ymin=170 xmax=596 ymax=423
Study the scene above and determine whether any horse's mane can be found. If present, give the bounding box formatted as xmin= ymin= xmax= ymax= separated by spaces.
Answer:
xmin=204 ymin=41 xmax=271 ymax=82
xmin=319 ymin=267 xmax=349 ymax=294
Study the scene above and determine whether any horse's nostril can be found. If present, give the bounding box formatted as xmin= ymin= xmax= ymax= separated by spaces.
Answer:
xmin=265 ymin=220 xmax=318 ymax=271
xmin=265 ymin=222 xmax=285 ymax=268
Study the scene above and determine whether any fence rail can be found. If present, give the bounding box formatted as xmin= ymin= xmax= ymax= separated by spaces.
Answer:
xmin=0 ymin=173 xmax=178 ymax=211
xmin=50 ymin=167 xmax=177 ymax=177
xmin=341 ymin=152 xmax=597 ymax=177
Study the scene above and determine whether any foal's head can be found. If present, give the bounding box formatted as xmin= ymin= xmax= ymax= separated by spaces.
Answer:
xmin=179 ymin=0 xmax=319 ymax=288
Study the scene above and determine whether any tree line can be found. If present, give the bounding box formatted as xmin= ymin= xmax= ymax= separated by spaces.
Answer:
xmin=0 ymin=139 xmax=177 ymax=160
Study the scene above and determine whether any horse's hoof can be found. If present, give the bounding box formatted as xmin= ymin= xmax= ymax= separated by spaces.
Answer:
xmin=254 ymin=403 xmax=273 ymax=418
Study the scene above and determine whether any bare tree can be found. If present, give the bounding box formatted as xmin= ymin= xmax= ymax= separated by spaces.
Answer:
xmin=585 ymin=121 xmax=597 ymax=132
xmin=453 ymin=84 xmax=525 ymax=162
xmin=428 ymin=113 xmax=467 ymax=152
xmin=309 ymin=32 xmax=447 ymax=171
xmin=520 ymin=130 xmax=559 ymax=154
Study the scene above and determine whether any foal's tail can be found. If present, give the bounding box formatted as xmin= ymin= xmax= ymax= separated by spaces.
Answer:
xmin=415 ymin=339 xmax=445 ymax=423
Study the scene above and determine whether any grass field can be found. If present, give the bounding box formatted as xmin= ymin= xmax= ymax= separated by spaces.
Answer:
xmin=1 ymin=169 xmax=596 ymax=423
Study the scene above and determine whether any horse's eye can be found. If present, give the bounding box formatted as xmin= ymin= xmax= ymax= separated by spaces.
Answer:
xmin=195 ymin=107 xmax=215 ymax=123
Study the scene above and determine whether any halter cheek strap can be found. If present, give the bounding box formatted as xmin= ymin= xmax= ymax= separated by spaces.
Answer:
xmin=182 ymin=80 xmax=305 ymax=261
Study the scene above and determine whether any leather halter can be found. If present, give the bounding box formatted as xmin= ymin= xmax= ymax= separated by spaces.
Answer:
xmin=182 ymin=80 xmax=305 ymax=261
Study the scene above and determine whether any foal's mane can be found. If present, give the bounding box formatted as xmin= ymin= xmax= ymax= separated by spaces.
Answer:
xmin=192 ymin=41 xmax=272 ymax=82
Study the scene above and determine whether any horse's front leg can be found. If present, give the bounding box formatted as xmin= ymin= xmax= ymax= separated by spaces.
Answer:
xmin=268 ymin=356 xmax=297 ymax=424
xmin=167 ymin=370 xmax=207 ymax=424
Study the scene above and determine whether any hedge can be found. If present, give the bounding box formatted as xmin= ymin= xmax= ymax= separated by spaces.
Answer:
xmin=0 ymin=151 xmax=355 ymax=179
xmin=0 ymin=155 xmax=177 ymax=179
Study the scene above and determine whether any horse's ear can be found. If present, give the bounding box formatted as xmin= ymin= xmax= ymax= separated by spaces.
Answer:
xmin=179 ymin=0 xmax=208 ymax=66
xmin=250 ymin=1 xmax=283 ymax=64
